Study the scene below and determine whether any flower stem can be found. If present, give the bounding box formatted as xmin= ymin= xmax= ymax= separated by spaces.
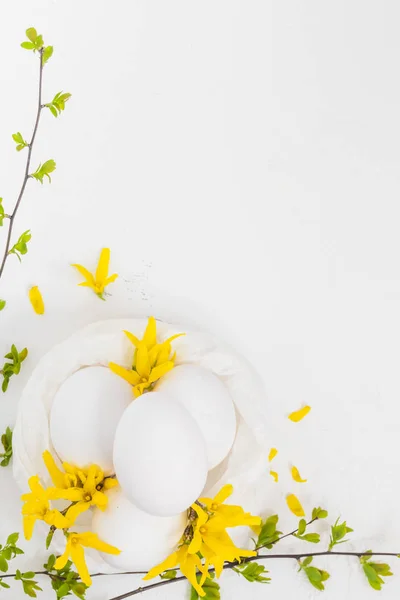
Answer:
xmin=0 ymin=48 xmax=44 ymax=281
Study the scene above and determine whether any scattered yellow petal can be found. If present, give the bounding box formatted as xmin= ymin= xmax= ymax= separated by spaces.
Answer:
xmin=291 ymin=466 xmax=307 ymax=483
xmin=270 ymin=470 xmax=278 ymax=483
xmin=28 ymin=286 xmax=45 ymax=315
xmin=288 ymin=405 xmax=311 ymax=422
xmin=268 ymin=448 xmax=278 ymax=462
xmin=286 ymin=493 xmax=305 ymax=517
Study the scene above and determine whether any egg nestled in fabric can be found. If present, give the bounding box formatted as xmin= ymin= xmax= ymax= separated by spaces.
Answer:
xmin=113 ymin=391 xmax=208 ymax=517
xmin=50 ymin=366 xmax=133 ymax=474
xmin=156 ymin=364 xmax=237 ymax=469
xmin=92 ymin=488 xmax=186 ymax=570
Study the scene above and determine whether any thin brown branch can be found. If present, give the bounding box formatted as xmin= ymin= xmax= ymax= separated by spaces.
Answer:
xmin=0 ymin=48 xmax=44 ymax=280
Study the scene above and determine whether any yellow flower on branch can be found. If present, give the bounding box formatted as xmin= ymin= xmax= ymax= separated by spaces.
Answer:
xmin=28 ymin=286 xmax=45 ymax=314
xmin=72 ymin=247 xmax=118 ymax=300
xmin=144 ymin=484 xmax=260 ymax=596
xmin=110 ymin=316 xmax=185 ymax=397
xmin=42 ymin=451 xmax=118 ymax=522
xmin=55 ymin=531 xmax=120 ymax=586
xmin=21 ymin=476 xmax=70 ymax=540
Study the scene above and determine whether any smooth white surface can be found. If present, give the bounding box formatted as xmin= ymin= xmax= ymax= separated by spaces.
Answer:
xmin=2 ymin=1 xmax=400 ymax=598
xmin=114 ymin=391 xmax=208 ymax=516
xmin=50 ymin=366 xmax=133 ymax=473
xmin=156 ymin=364 xmax=237 ymax=469
xmin=92 ymin=488 xmax=186 ymax=570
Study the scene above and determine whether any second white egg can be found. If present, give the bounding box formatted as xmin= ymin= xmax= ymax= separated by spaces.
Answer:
xmin=113 ymin=391 xmax=208 ymax=516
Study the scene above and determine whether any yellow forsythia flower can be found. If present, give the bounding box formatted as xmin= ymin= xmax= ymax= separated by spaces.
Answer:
xmin=268 ymin=448 xmax=278 ymax=462
xmin=291 ymin=466 xmax=307 ymax=483
xmin=55 ymin=532 xmax=120 ymax=586
xmin=288 ymin=405 xmax=311 ymax=422
xmin=286 ymin=493 xmax=305 ymax=517
xmin=28 ymin=286 xmax=44 ymax=314
xmin=21 ymin=476 xmax=70 ymax=540
xmin=145 ymin=484 xmax=261 ymax=596
xmin=110 ymin=317 xmax=185 ymax=398
xmin=72 ymin=248 xmax=118 ymax=300
xmin=270 ymin=470 xmax=279 ymax=482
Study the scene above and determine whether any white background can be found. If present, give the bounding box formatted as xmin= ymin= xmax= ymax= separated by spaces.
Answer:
xmin=1 ymin=1 xmax=400 ymax=599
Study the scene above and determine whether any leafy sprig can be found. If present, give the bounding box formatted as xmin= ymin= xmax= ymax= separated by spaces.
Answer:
xmin=293 ymin=518 xmax=320 ymax=544
xmin=15 ymin=570 xmax=42 ymax=598
xmin=0 ymin=198 xmax=6 ymax=227
xmin=0 ymin=533 xmax=24 ymax=591
xmin=234 ymin=562 xmax=270 ymax=583
xmin=1 ymin=344 xmax=28 ymax=392
xmin=45 ymin=92 xmax=72 ymax=118
xmin=8 ymin=230 xmax=31 ymax=262
xmin=30 ymin=160 xmax=56 ymax=184
xmin=12 ymin=132 xmax=28 ymax=152
xmin=256 ymin=514 xmax=282 ymax=549
xmin=0 ymin=427 xmax=12 ymax=467
xmin=328 ymin=518 xmax=353 ymax=551
xmin=360 ymin=552 xmax=393 ymax=591
xmin=44 ymin=555 xmax=87 ymax=600
xmin=298 ymin=557 xmax=330 ymax=591
xmin=21 ymin=27 xmax=53 ymax=62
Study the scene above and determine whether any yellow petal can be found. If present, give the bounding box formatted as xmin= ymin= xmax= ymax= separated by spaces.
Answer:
xmin=163 ymin=332 xmax=186 ymax=345
xmin=45 ymin=509 xmax=71 ymax=530
xmin=103 ymin=477 xmax=119 ymax=490
xmin=23 ymin=515 xmax=37 ymax=541
xmin=47 ymin=488 xmax=84 ymax=502
xmin=42 ymin=451 xmax=66 ymax=488
xmin=148 ymin=361 xmax=174 ymax=384
xmin=28 ymin=286 xmax=45 ymax=315
xmin=136 ymin=343 xmax=151 ymax=378
xmin=213 ymin=484 xmax=234 ymax=505
xmin=124 ymin=330 xmax=142 ymax=348
xmin=109 ymin=362 xmax=140 ymax=386
xmin=143 ymin=317 xmax=157 ymax=349
xmin=143 ymin=551 xmax=179 ymax=581
xmin=180 ymin=554 xmax=206 ymax=597
xmin=79 ymin=532 xmax=120 ymax=555
xmin=70 ymin=541 xmax=91 ymax=587
xmin=286 ymin=494 xmax=305 ymax=517
xmin=95 ymin=248 xmax=110 ymax=284
xmin=291 ymin=466 xmax=307 ymax=483
xmin=104 ymin=273 xmax=118 ymax=286
xmin=191 ymin=503 xmax=208 ymax=527
xmin=270 ymin=470 xmax=279 ymax=483
xmin=188 ymin=529 xmax=203 ymax=554
xmin=268 ymin=448 xmax=278 ymax=462
xmin=92 ymin=491 xmax=108 ymax=510
xmin=54 ymin=542 xmax=70 ymax=571
xmin=65 ymin=502 xmax=91 ymax=525
xmin=71 ymin=264 xmax=95 ymax=286
xmin=288 ymin=405 xmax=311 ymax=422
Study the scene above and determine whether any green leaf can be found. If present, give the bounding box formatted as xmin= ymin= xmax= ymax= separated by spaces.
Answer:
xmin=43 ymin=46 xmax=53 ymax=64
xmin=0 ymin=300 xmax=5 ymax=311
xmin=26 ymin=28 xmax=38 ymax=42
xmin=46 ymin=528 xmax=55 ymax=550
xmin=298 ymin=519 xmax=306 ymax=535
xmin=160 ymin=569 xmax=177 ymax=580
xmin=45 ymin=92 xmax=72 ymax=117
xmin=57 ymin=582 xmax=70 ymax=597
xmin=295 ymin=533 xmax=321 ymax=544
xmin=312 ymin=507 xmax=328 ymax=520
xmin=234 ymin=562 xmax=270 ymax=583
xmin=0 ymin=580 xmax=10 ymax=588
xmin=8 ymin=230 xmax=32 ymax=260
xmin=363 ymin=563 xmax=383 ymax=591
xmin=329 ymin=519 xmax=353 ymax=550
xmin=21 ymin=41 xmax=35 ymax=50
xmin=1 ymin=345 xmax=28 ymax=393
xmin=22 ymin=572 xmax=36 ymax=579
xmin=31 ymin=159 xmax=56 ymax=183
xmin=0 ymin=557 xmax=8 ymax=572
xmin=302 ymin=556 xmax=313 ymax=567
xmin=6 ymin=533 xmax=18 ymax=545
xmin=44 ymin=554 xmax=56 ymax=571
xmin=257 ymin=515 xmax=282 ymax=549
xmin=190 ymin=577 xmax=220 ymax=600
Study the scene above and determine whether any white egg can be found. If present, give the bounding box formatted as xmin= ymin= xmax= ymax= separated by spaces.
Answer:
xmin=113 ymin=391 xmax=208 ymax=517
xmin=156 ymin=364 xmax=237 ymax=470
xmin=50 ymin=366 xmax=133 ymax=474
xmin=92 ymin=488 xmax=186 ymax=570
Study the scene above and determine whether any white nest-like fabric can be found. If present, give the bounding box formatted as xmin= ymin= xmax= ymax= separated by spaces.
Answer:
xmin=13 ymin=318 xmax=269 ymax=571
